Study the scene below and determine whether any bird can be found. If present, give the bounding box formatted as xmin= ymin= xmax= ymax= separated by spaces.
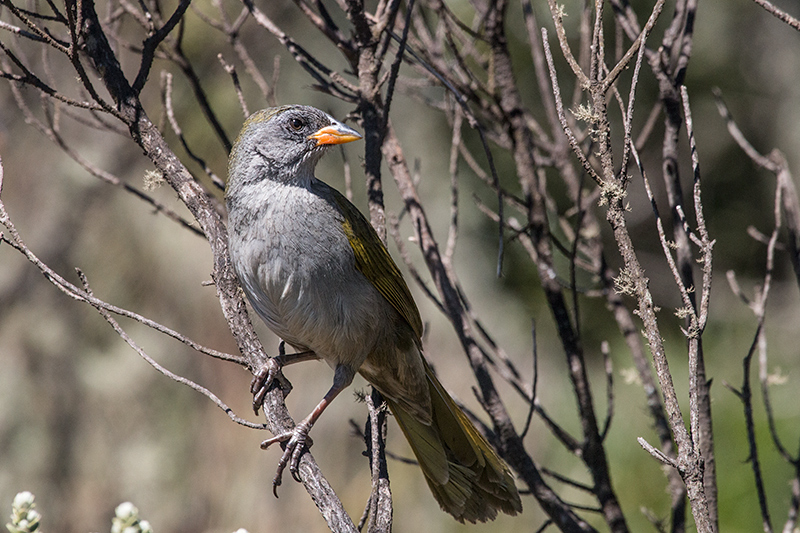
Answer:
xmin=225 ymin=104 xmax=522 ymax=523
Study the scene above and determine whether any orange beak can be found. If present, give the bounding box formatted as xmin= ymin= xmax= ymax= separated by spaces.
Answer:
xmin=308 ymin=122 xmax=362 ymax=146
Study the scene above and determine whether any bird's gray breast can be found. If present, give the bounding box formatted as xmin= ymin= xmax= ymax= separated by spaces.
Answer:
xmin=228 ymin=180 xmax=390 ymax=367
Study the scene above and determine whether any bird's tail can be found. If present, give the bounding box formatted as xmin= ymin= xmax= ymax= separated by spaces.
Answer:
xmin=386 ymin=359 xmax=522 ymax=523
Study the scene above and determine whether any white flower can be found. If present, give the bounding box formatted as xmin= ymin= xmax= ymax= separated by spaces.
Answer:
xmin=114 ymin=502 xmax=138 ymax=520
xmin=12 ymin=492 xmax=35 ymax=509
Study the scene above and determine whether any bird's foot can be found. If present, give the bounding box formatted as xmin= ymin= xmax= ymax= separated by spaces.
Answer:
xmin=252 ymin=342 xmax=318 ymax=415
xmin=250 ymin=356 xmax=284 ymax=415
xmin=261 ymin=420 xmax=314 ymax=496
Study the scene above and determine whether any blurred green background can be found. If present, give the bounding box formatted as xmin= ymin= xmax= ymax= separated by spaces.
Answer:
xmin=1 ymin=0 xmax=800 ymax=532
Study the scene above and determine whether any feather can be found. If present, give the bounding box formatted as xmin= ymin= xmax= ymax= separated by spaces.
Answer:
xmin=330 ymin=188 xmax=423 ymax=339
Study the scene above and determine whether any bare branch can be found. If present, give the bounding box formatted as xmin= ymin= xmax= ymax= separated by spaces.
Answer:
xmin=638 ymin=438 xmax=679 ymax=469
xmin=161 ymin=71 xmax=226 ymax=190
xmin=750 ymin=0 xmax=800 ymax=31
xmin=363 ymin=389 xmax=392 ymax=533
xmin=544 ymin=0 xmax=589 ymax=88
xmin=541 ymin=28 xmax=602 ymax=185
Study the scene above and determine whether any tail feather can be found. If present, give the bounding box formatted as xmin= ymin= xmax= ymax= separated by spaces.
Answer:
xmin=387 ymin=360 xmax=522 ymax=523
xmin=391 ymin=403 xmax=449 ymax=485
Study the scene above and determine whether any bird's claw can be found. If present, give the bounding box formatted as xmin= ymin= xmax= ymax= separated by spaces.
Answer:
xmin=251 ymin=357 xmax=283 ymax=415
xmin=261 ymin=421 xmax=314 ymax=496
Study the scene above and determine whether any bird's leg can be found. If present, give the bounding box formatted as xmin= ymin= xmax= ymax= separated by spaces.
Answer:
xmin=262 ymin=364 xmax=355 ymax=495
xmin=251 ymin=341 xmax=319 ymax=414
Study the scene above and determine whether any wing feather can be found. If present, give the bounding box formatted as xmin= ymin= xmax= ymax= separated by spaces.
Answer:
xmin=330 ymin=189 xmax=424 ymax=339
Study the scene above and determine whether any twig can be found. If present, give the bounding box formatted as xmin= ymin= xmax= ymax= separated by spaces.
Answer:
xmin=520 ymin=321 xmax=539 ymax=440
xmin=382 ymin=20 xmax=507 ymax=275
xmin=0 ymin=196 xmax=259 ymax=429
xmin=544 ymin=0 xmax=589 ymax=88
xmin=714 ymin=89 xmax=800 ymax=288
xmin=348 ymin=419 xmax=416 ymax=467
xmin=0 ymin=18 xmax=63 ymax=43
xmin=443 ymin=53 xmax=461 ymax=268
xmin=541 ymin=467 xmax=594 ymax=493
xmin=599 ymin=341 xmax=614 ymax=441
xmin=0 ymin=205 xmax=243 ymax=367
xmin=720 ymin=158 xmax=780 ymax=533
xmin=363 ymin=389 xmax=392 ymax=533
xmin=240 ymin=0 xmax=358 ymax=102
xmin=638 ymin=438 xmax=678 ymax=468
xmin=750 ymin=0 xmax=800 ymax=31
xmin=218 ymin=53 xmax=250 ymax=118
xmin=131 ymin=0 xmax=192 ymax=94
xmin=3 ymin=71 xmax=204 ymax=236
xmin=0 ymin=42 xmax=105 ymax=110
xmin=161 ymin=71 xmax=226 ymax=190
xmin=541 ymin=28 xmax=602 ymax=185
xmin=601 ymin=0 xmax=666 ymax=93
xmin=76 ymin=269 xmax=265 ymax=430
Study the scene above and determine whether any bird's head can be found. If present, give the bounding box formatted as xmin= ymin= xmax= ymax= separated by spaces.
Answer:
xmin=227 ymin=105 xmax=362 ymax=190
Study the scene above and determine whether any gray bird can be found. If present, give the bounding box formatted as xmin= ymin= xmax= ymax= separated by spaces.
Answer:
xmin=225 ymin=105 xmax=522 ymax=523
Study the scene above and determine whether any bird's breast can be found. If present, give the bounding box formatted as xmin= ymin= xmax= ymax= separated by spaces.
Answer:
xmin=228 ymin=180 xmax=394 ymax=368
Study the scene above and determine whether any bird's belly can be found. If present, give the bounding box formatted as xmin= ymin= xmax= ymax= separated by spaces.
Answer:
xmin=237 ymin=229 xmax=392 ymax=369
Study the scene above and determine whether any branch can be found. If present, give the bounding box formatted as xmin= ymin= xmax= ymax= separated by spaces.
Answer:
xmin=541 ymin=28 xmax=602 ymax=186
xmin=131 ymin=0 xmax=192 ymax=94
xmin=750 ymin=0 xmax=800 ymax=31
xmin=363 ymin=389 xmax=392 ymax=533
xmin=0 ymin=182 xmax=259 ymax=430
xmin=714 ymin=89 xmax=800 ymax=289
xmin=58 ymin=1 xmax=359 ymax=528
xmin=382 ymin=124 xmax=595 ymax=533
xmin=717 ymin=85 xmax=800 ymax=533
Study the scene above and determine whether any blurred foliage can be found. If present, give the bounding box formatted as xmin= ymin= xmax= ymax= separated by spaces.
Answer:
xmin=1 ymin=0 xmax=800 ymax=532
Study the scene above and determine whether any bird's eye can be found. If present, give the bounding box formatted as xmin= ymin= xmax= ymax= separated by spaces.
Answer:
xmin=289 ymin=117 xmax=304 ymax=131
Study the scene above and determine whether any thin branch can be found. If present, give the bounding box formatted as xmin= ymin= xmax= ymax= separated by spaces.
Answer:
xmin=3 ymin=67 xmax=203 ymax=236
xmin=161 ymin=71 xmax=226 ymax=190
xmin=1 ymin=0 xmax=71 ymax=52
xmin=679 ymin=88 xmax=714 ymax=457
xmin=364 ymin=389 xmax=392 ymax=533
xmin=520 ymin=321 xmax=539 ymax=440
xmin=719 ymin=99 xmax=786 ymax=531
xmin=218 ymin=53 xmax=250 ymax=118
xmin=714 ymin=88 xmax=800 ymax=288
xmin=76 ymin=269 xmax=265 ymax=430
xmin=131 ymin=0 xmax=192 ymax=94
xmin=240 ymin=0 xmax=358 ymax=102
xmin=750 ymin=0 xmax=800 ymax=31
xmin=540 ymin=467 xmax=594 ymax=494
xmin=544 ymin=0 xmax=589 ymax=88
xmin=0 ymin=210 xmax=242 ymax=366
xmin=0 ymin=197 xmax=259 ymax=431
xmin=0 ymin=18 xmax=62 ymax=43
xmin=599 ymin=341 xmax=614 ymax=441
xmin=541 ymin=28 xmax=602 ymax=185
xmin=0 ymin=42 xmax=105 ymax=110
xmin=443 ymin=103 xmax=461 ymax=267
xmin=601 ymin=0 xmax=666 ymax=93
xmin=638 ymin=438 xmax=679 ymax=469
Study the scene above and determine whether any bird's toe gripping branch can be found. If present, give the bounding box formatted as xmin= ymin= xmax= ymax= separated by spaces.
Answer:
xmin=261 ymin=419 xmax=315 ymax=496
xmin=250 ymin=357 xmax=283 ymax=415
xmin=251 ymin=343 xmax=320 ymax=415
xmin=260 ymin=364 xmax=354 ymax=496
